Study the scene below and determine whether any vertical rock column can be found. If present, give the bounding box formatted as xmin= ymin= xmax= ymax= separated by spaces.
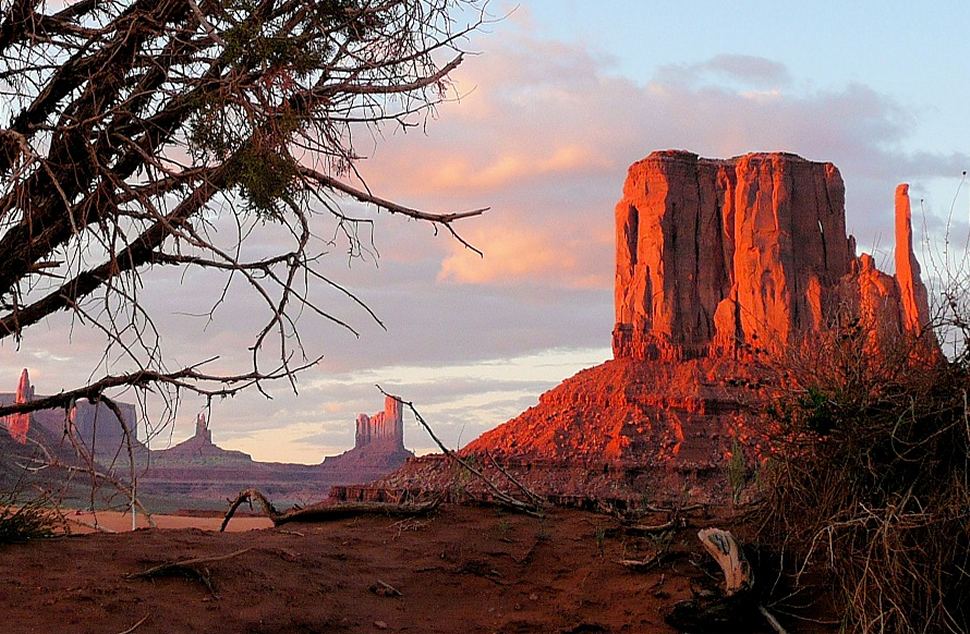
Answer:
xmin=5 ymin=368 xmax=32 ymax=444
xmin=894 ymin=183 xmax=931 ymax=334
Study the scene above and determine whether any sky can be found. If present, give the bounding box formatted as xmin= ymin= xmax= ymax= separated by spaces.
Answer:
xmin=2 ymin=1 xmax=969 ymax=461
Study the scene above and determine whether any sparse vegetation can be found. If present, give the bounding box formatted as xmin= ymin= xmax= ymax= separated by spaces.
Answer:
xmin=756 ymin=311 xmax=970 ymax=633
xmin=0 ymin=491 xmax=59 ymax=543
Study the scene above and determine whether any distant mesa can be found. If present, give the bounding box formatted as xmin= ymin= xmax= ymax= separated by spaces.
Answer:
xmin=1 ymin=370 xmax=413 ymax=506
xmin=323 ymin=395 xmax=414 ymax=470
xmin=374 ymin=150 xmax=939 ymax=504
xmin=151 ymin=411 xmax=252 ymax=462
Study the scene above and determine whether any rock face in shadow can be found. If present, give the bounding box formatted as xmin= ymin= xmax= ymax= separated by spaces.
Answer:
xmin=612 ymin=151 xmax=930 ymax=361
xmin=323 ymin=395 xmax=413 ymax=470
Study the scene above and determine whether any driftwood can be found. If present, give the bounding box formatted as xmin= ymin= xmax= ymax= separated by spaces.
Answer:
xmin=220 ymin=488 xmax=439 ymax=532
xmin=697 ymin=527 xmax=753 ymax=595
xmin=665 ymin=528 xmax=788 ymax=633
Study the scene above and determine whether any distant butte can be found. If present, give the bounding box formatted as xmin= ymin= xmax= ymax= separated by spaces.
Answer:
xmin=370 ymin=150 xmax=939 ymax=504
xmin=1 ymin=375 xmax=414 ymax=506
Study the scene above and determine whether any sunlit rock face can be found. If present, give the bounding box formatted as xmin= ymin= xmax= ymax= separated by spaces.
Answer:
xmin=612 ymin=150 xmax=930 ymax=361
xmin=5 ymin=368 xmax=33 ymax=444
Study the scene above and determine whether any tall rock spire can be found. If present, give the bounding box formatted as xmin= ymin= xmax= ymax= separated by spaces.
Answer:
xmin=894 ymin=183 xmax=931 ymax=334
xmin=5 ymin=368 xmax=32 ymax=443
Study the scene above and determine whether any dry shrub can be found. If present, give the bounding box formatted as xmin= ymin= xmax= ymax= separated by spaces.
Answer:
xmin=0 ymin=490 xmax=59 ymax=544
xmin=756 ymin=313 xmax=970 ymax=633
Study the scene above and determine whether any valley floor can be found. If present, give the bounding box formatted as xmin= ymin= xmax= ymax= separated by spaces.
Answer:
xmin=1 ymin=504 xmax=794 ymax=633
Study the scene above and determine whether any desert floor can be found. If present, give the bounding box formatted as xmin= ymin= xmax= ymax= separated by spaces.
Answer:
xmin=0 ymin=504 xmax=796 ymax=633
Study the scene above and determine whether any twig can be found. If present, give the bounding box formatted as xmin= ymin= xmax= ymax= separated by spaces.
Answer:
xmin=758 ymin=605 xmax=789 ymax=634
xmin=127 ymin=548 xmax=253 ymax=579
xmin=116 ymin=613 xmax=151 ymax=634
xmin=626 ymin=517 xmax=683 ymax=534
xmin=378 ymin=387 xmax=543 ymax=517
xmin=370 ymin=579 xmax=403 ymax=597
xmin=127 ymin=548 xmax=252 ymax=597
xmin=483 ymin=450 xmax=546 ymax=507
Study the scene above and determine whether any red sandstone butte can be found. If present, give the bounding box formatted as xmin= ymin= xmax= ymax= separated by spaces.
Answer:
xmin=613 ymin=151 xmax=932 ymax=360
xmin=451 ymin=151 xmax=938 ymax=502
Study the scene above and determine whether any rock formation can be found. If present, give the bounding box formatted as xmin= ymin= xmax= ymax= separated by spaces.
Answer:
xmin=324 ymin=396 xmax=413 ymax=470
xmin=355 ymin=395 xmax=406 ymax=451
xmin=613 ymin=151 xmax=930 ymax=361
xmin=894 ymin=183 xmax=931 ymax=333
xmin=4 ymin=368 xmax=33 ymax=444
xmin=378 ymin=151 xmax=939 ymax=504
xmin=140 ymin=397 xmax=415 ymax=506
xmin=1 ymin=368 xmax=140 ymax=455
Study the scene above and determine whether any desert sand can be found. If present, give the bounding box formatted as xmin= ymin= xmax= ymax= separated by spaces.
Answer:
xmin=0 ymin=504 xmax=793 ymax=633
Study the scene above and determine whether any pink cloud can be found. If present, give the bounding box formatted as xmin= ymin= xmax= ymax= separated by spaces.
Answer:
xmin=437 ymin=220 xmax=611 ymax=289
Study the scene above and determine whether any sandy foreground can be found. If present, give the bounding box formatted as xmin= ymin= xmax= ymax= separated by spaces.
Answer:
xmin=0 ymin=503 xmax=784 ymax=634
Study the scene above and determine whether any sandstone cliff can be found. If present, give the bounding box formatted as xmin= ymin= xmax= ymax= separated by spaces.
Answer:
xmin=613 ymin=151 xmax=931 ymax=361
xmin=324 ymin=395 xmax=413 ymax=470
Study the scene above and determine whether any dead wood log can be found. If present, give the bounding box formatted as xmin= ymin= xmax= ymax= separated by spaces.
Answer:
xmin=697 ymin=527 xmax=753 ymax=596
xmin=220 ymin=488 xmax=440 ymax=532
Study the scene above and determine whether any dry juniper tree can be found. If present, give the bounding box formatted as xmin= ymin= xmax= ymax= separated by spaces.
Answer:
xmin=0 ymin=0 xmax=487 ymax=526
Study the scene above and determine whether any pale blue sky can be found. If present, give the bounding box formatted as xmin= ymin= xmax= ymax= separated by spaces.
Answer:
xmin=521 ymin=0 xmax=969 ymax=154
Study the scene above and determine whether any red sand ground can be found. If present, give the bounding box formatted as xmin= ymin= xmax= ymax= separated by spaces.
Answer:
xmin=0 ymin=504 xmax=794 ymax=633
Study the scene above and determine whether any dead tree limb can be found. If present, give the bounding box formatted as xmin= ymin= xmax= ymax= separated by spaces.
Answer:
xmin=378 ymin=387 xmax=544 ymax=517
xmin=483 ymin=450 xmax=546 ymax=507
xmin=220 ymin=488 xmax=439 ymax=532
xmin=126 ymin=547 xmax=252 ymax=597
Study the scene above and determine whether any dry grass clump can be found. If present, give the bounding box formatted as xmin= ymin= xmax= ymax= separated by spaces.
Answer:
xmin=0 ymin=491 xmax=59 ymax=543
xmin=756 ymin=316 xmax=970 ymax=633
